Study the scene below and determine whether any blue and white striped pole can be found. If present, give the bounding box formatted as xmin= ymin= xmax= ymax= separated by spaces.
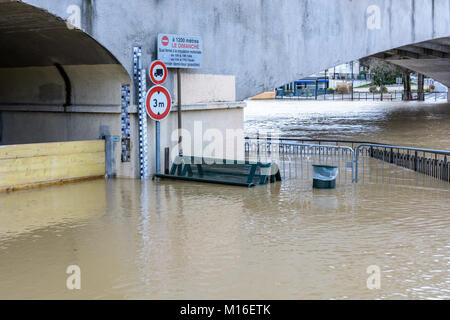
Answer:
xmin=133 ymin=46 xmax=149 ymax=179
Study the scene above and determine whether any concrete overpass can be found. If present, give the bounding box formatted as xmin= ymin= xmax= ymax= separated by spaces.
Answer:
xmin=1 ymin=0 xmax=449 ymax=178
xmin=370 ymin=37 xmax=450 ymax=88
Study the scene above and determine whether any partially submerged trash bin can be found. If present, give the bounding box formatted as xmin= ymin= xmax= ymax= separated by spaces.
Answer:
xmin=312 ymin=164 xmax=338 ymax=189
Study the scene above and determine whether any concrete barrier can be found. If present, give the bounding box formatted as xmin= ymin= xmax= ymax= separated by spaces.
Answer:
xmin=0 ymin=140 xmax=105 ymax=192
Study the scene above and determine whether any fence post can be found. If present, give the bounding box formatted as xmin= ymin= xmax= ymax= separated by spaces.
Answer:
xmin=444 ymin=156 xmax=448 ymax=182
xmin=164 ymin=147 xmax=170 ymax=174
xmin=256 ymin=131 xmax=260 ymax=159
xmin=414 ymin=151 xmax=418 ymax=171
xmin=101 ymin=134 xmax=118 ymax=178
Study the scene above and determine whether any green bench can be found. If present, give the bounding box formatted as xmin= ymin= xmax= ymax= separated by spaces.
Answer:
xmin=153 ymin=156 xmax=281 ymax=187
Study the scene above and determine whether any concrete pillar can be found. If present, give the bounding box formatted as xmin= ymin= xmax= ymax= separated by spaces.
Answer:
xmin=403 ymin=72 xmax=411 ymax=101
xmin=314 ymin=80 xmax=318 ymax=100
xmin=417 ymin=73 xmax=424 ymax=101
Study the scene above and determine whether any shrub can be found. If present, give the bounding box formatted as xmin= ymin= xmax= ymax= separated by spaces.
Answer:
xmin=380 ymin=86 xmax=388 ymax=93
xmin=336 ymin=83 xmax=351 ymax=94
xmin=369 ymin=86 xmax=378 ymax=93
xmin=429 ymin=84 xmax=435 ymax=92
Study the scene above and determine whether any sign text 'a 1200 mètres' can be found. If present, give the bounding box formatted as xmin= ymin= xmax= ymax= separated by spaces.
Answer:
xmin=157 ymin=34 xmax=202 ymax=69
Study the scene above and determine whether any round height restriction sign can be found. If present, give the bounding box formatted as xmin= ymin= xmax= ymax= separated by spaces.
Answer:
xmin=149 ymin=60 xmax=167 ymax=85
xmin=145 ymin=85 xmax=172 ymax=121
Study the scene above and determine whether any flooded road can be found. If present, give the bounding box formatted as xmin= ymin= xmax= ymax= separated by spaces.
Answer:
xmin=0 ymin=100 xmax=449 ymax=299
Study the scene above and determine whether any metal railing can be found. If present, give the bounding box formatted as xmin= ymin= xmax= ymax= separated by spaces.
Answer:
xmin=245 ymin=138 xmax=355 ymax=183
xmin=245 ymin=137 xmax=450 ymax=186
xmin=276 ymin=90 xmax=448 ymax=101
xmin=356 ymin=143 xmax=450 ymax=183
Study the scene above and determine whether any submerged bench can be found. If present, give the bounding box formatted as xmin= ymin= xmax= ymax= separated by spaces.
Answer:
xmin=153 ymin=156 xmax=281 ymax=187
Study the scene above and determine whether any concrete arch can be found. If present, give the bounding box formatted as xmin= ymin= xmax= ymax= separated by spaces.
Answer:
xmin=0 ymin=0 xmax=135 ymax=176
xmin=0 ymin=0 xmax=130 ymax=107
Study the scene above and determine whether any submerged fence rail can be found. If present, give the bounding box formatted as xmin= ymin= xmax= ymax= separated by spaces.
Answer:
xmin=356 ymin=143 xmax=450 ymax=183
xmin=245 ymin=138 xmax=355 ymax=183
xmin=276 ymin=90 xmax=449 ymax=102
xmin=245 ymin=136 xmax=450 ymax=186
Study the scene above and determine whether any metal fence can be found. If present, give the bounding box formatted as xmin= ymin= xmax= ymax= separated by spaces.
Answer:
xmin=244 ymin=138 xmax=355 ymax=184
xmin=276 ymin=90 xmax=448 ymax=101
xmin=356 ymin=144 xmax=450 ymax=184
xmin=245 ymin=137 xmax=450 ymax=187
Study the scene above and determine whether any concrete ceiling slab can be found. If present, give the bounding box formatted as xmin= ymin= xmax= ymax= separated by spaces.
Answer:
xmin=389 ymin=58 xmax=450 ymax=87
xmin=370 ymin=37 xmax=450 ymax=88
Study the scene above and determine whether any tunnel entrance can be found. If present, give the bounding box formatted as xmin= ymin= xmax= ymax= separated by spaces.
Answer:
xmin=0 ymin=1 xmax=135 ymax=186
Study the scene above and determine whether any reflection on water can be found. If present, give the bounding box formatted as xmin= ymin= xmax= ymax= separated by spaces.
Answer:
xmin=0 ymin=179 xmax=448 ymax=299
xmin=245 ymin=100 xmax=450 ymax=150
xmin=0 ymin=101 xmax=449 ymax=299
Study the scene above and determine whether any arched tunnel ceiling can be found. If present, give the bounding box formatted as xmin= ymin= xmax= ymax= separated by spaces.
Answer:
xmin=369 ymin=37 xmax=450 ymax=87
xmin=0 ymin=0 xmax=120 ymax=67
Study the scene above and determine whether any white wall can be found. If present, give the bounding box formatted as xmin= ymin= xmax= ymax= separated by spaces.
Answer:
xmin=173 ymin=73 xmax=236 ymax=104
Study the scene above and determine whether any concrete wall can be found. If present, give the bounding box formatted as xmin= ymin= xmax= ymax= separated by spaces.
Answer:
xmin=24 ymin=0 xmax=450 ymax=99
xmin=0 ymin=63 xmax=244 ymax=179
xmin=0 ymin=111 xmax=133 ymax=177
xmin=0 ymin=64 xmax=129 ymax=105
xmin=0 ymin=66 xmax=64 ymax=104
xmin=0 ymin=63 xmax=136 ymax=177
xmin=0 ymin=104 xmax=244 ymax=178
xmin=173 ymin=73 xmax=236 ymax=105
xmin=148 ymin=104 xmax=245 ymax=174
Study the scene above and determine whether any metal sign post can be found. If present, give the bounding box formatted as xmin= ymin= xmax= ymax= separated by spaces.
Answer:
xmin=177 ymin=68 xmax=182 ymax=156
xmin=148 ymin=60 xmax=169 ymax=173
xmin=145 ymin=77 xmax=172 ymax=174
xmin=155 ymin=120 xmax=161 ymax=173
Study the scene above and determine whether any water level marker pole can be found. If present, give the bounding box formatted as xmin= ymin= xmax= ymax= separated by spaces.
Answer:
xmin=133 ymin=46 xmax=149 ymax=179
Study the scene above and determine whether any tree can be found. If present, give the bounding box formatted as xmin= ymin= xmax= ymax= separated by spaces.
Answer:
xmin=359 ymin=57 xmax=403 ymax=87
xmin=369 ymin=60 xmax=402 ymax=87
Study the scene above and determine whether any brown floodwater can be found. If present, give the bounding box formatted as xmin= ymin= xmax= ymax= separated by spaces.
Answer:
xmin=245 ymin=100 xmax=450 ymax=150
xmin=0 ymin=100 xmax=449 ymax=299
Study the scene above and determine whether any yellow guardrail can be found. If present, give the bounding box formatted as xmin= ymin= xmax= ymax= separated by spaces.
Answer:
xmin=0 ymin=140 xmax=105 ymax=192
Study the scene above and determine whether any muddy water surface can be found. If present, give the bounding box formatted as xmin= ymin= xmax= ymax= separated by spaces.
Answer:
xmin=0 ymin=100 xmax=449 ymax=299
